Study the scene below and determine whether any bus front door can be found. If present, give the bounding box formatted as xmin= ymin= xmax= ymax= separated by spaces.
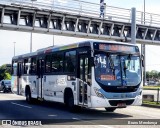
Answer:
xmin=37 ymin=59 xmax=44 ymax=100
xmin=78 ymin=55 xmax=91 ymax=106
xmin=17 ymin=62 xmax=23 ymax=95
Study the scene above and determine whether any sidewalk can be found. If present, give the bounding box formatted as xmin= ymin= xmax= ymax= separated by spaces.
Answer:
xmin=142 ymin=103 xmax=160 ymax=109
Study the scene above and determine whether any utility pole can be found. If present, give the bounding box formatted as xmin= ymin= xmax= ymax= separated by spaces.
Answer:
xmin=53 ymin=35 xmax=54 ymax=46
xmin=30 ymin=0 xmax=37 ymax=53
xmin=131 ymin=8 xmax=136 ymax=44
xmin=142 ymin=0 xmax=146 ymax=86
xmin=13 ymin=42 xmax=16 ymax=56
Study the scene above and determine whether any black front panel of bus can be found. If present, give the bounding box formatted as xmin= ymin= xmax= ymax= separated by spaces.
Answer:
xmin=99 ymin=83 xmax=140 ymax=93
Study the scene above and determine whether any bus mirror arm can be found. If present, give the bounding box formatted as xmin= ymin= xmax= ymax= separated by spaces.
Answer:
xmin=90 ymin=57 xmax=94 ymax=67
xmin=141 ymin=54 xmax=144 ymax=67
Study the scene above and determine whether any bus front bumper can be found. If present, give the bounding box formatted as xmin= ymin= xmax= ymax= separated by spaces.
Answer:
xmin=90 ymin=95 xmax=142 ymax=108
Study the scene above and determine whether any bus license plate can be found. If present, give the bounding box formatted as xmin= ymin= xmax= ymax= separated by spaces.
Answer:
xmin=117 ymin=103 xmax=126 ymax=107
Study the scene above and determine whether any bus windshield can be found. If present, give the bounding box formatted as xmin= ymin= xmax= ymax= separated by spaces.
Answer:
xmin=94 ymin=53 xmax=141 ymax=86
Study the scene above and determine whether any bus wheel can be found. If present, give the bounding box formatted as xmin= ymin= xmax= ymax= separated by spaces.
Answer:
xmin=67 ymin=95 xmax=75 ymax=112
xmin=67 ymin=96 xmax=81 ymax=112
xmin=26 ymin=89 xmax=32 ymax=104
xmin=105 ymin=107 xmax=116 ymax=112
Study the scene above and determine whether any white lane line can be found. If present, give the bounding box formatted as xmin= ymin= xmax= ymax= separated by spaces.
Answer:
xmin=11 ymin=102 xmax=32 ymax=109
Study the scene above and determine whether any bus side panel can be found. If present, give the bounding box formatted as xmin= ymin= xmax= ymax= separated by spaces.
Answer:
xmin=11 ymin=76 xmax=22 ymax=95
xmin=43 ymin=75 xmax=67 ymax=103
xmin=21 ymin=75 xmax=31 ymax=97
xmin=20 ymin=75 xmax=38 ymax=98
xmin=11 ymin=76 xmax=18 ymax=94
xmin=43 ymin=75 xmax=77 ymax=104
xmin=28 ymin=75 xmax=37 ymax=99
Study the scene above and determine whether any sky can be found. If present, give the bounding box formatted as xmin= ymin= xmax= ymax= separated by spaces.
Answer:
xmin=0 ymin=0 xmax=160 ymax=71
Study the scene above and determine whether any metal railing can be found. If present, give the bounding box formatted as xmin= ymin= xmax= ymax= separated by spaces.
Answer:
xmin=1 ymin=0 xmax=160 ymax=27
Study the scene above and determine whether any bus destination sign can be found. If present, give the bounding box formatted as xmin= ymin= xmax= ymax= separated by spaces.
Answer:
xmin=96 ymin=43 xmax=138 ymax=53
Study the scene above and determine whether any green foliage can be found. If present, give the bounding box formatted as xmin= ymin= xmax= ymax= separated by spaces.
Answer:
xmin=0 ymin=64 xmax=11 ymax=81
xmin=143 ymin=101 xmax=160 ymax=106
xmin=4 ymin=73 xmax=11 ymax=80
xmin=146 ymin=70 xmax=160 ymax=80
xmin=143 ymin=86 xmax=160 ymax=90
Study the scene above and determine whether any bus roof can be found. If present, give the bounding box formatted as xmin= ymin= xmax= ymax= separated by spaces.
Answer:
xmin=12 ymin=40 xmax=137 ymax=60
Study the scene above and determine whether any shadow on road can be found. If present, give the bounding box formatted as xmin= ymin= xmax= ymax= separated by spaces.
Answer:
xmin=0 ymin=91 xmax=13 ymax=94
xmin=0 ymin=94 xmax=133 ymax=125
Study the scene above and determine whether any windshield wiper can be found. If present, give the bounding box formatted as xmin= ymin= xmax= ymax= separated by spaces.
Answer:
xmin=127 ymin=54 xmax=131 ymax=68
xmin=122 ymin=54 xmax=132 ymax=78
xmin=108 ymin=55 xmax=115 ymax=76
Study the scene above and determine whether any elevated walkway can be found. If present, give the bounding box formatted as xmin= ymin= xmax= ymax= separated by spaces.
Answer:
xmin=0 ymin=0 xmax=160 ymax=45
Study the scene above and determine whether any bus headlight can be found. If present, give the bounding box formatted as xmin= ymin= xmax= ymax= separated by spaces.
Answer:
xmin=94 ymin=87 xmax=105 ymax=99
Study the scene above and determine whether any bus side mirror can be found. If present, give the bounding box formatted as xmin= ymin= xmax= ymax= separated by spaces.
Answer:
xmin=141 ymin=54 xmax=144 ymax=67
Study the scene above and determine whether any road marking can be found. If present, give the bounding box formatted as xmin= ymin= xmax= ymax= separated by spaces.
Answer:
xmin=11 ymin=102 xmax=32 ymax=109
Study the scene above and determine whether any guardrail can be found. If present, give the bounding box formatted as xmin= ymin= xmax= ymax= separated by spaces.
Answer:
xmin=1 ymin=0 xmax=160 ymax=27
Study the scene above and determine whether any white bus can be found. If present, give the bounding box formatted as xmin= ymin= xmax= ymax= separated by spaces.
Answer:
xmin=11 ymin=41 xmax=142 ymax=112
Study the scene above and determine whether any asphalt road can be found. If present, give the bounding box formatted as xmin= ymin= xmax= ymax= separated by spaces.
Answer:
xmin=0 ymin=93 xmax=160 ymax=128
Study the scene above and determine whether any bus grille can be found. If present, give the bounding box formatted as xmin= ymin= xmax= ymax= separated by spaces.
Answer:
xmin=109 ymin=99 xmax=134 ymax=106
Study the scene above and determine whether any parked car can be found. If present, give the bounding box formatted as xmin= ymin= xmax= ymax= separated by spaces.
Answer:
xmin=0 ymin=80 xmax=11 ymax=93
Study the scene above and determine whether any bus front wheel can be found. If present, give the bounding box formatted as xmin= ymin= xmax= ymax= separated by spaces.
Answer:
xmin=68 ymin=96 xmax=74 ymax=111
xmin=105 ymin=107 xmax=116 ymax=112
xmin=26 ymin=88 xmax=32 ymax=104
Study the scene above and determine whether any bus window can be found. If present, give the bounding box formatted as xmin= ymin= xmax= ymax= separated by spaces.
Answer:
xmin=24 ymin=59 xmax=30 ymax=75
xmin=12 ymin=61 xmax=17 ymax=76
xmin=45 ymin=55 xmax=51 ymax=73
xmin=30 ymin=57 xmax=36 ymax=74
xmin=64 ymin=50 xmax=76 ymax=73
xmin=52 ymin=53 xmax=63 ymax=72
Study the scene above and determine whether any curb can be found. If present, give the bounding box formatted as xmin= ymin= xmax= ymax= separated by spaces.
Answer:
xmin=142 ymin=104 xmax=160 ymax=109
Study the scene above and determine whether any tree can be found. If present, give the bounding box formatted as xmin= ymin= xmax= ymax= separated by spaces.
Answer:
xmin=0 ymin=64 xmax=11 ymax=80
xmin=150 ymin=70 xmax=158 ymax=80
xmin=158 ymin=72 xmax=160 ymax=79
xmin=4 ymin=73 xmax=11 ymax=80
xmin=146 ymin=71 xmax=151 ymax=80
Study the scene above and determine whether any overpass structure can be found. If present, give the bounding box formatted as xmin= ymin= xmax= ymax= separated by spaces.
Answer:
xmin=0 ymin=0 xmax=160 ymax=45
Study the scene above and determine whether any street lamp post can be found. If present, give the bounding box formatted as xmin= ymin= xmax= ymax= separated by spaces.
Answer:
xmin=142 ymin=0 xmax=146 ymax=86
xmin=144 ymin=0 xmax=145 ymax=23
xmin=13 ymin=42 xmax=16 ymax=56
xmin=30 ymin=0 xmax=37 ymax=53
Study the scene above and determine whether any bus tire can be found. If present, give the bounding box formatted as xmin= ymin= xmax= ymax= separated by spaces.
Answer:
xmin=25 ymin=87 xmax=32 ymax=104
xmin=67 ymin=96 xmax=82 ymax=112
xmin=105 ymin=107 xmax=116 ymax=112
xmin=68 ymin=96 xmax=75 ymax=111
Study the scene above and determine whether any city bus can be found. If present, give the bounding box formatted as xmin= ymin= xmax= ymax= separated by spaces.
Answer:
xmin=11 ymin=40 xmax=142 ymax=112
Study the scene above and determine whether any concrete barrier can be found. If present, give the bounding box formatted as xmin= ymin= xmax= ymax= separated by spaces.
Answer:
xmin=143 ymin=94 xmax=154 ymax=102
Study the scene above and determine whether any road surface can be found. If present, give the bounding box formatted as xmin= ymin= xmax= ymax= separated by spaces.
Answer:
xmin=0 ymin=93 xmax=159 ymax=128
